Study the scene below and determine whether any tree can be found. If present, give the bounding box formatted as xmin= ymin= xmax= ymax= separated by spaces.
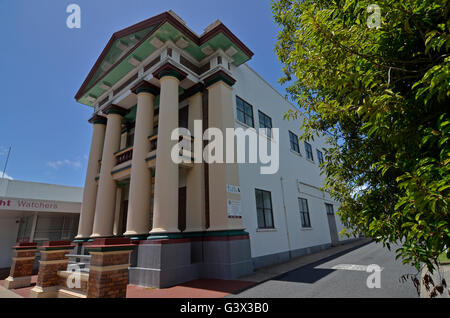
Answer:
xmin=272 ymin=0 xmax=449 ymax=286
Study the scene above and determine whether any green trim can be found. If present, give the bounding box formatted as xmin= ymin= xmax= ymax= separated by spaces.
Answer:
xmin=124 ymin=234 xmax=149 ymax=241
xmin=72 ymin=238 xmax=90 ymax=243
xmin=146 ymin=230 xmax=249 ymax=241
xmin=77 ymin=19 xmax=252 ymax=106
xmin=89 ymin=115 xmax=107 ymax=125
xmin=147 ymin=233 xmax=184 ymax=240
xmin=145 ymin=155 xmax=156 ymax=162
xmin=117 ymin=179 xmax=131 ymax=187
xmin=13 ymin=246 xmax=37 ymax=250
xmin=181 ymin=83 xmax=204 ymax=101
xmin=103 ymin=105 xmax=128 ymax=116
xmin=85 ymin=245 xmax=135 ymax=253
xmin=205 ymin=72 xmax=236 ymax=88
xmin=111 ymin=164 xmax=132 ymax=175
xmin=136 ymin=86 xmax=158 ymax=95
xmin=159 ymin=69 xmax=184 ymax=81
xmin=124 ymin=105 xmax=137 ymax=122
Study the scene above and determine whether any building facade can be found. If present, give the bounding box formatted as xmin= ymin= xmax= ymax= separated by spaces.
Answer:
xmin=74 ymin=11 xmax=348 ymax=288
xmin=0 ymin=179 xmax=82 ymax=270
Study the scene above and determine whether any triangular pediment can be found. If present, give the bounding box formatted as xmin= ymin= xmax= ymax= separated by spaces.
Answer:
xmin=76 ymin=11 xmax=253 ymax=106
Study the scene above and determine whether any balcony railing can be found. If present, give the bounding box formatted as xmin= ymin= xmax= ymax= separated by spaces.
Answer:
xmin=148 ymin=134 xmax=158 ymax=152
xmin=114 ymin=146 xmax=133 ymax=165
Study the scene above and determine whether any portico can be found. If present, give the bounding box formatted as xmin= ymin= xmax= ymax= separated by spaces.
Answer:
xmin=73 ymin=10 xmax=254 ymax=287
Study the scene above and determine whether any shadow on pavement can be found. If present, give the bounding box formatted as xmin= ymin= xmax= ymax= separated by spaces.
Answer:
xmin=273 ymin=240 xmax=373 ymax=284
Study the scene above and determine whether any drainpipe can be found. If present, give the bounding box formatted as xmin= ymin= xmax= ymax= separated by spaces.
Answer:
xmin=280 ymin=177 xmax=292 ymax=259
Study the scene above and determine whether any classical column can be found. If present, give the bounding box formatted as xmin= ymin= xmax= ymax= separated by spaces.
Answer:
xmin=76 ymin=115 xmax=106 ymax=239
xmin=124 ymin=82 xmax=159 ymax=239
xmin=150 ymin=64 xmax=186 ymax=237
xmin=205 ymin=70 xmax=243 ymax=231
xmin=185 ymin=85 xmax=205 ymax=232
xmin=91 ymin=105 xmax=128 ymax=238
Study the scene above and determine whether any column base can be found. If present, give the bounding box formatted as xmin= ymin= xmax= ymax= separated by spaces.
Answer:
xmin=29 ymin=285 xmax=60 ymax=298
xmin=3 ymin=276 xmax=32 ymax=289
xmin=123 ymin=233 xmax=150 ymax=241
xmin=72 ymin=237 xmax=91 ymax=243
xmin=129 ymin=230 xmax=253 ymax=288
xmin=149 ymin=227 xmax=181 ymax=235
xmin=147 ymin=233 xmax=184 ymax=240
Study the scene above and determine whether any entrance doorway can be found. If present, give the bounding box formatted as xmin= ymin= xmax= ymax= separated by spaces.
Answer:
xmin=325 ymin=203 xmax=339 ymax=246
xmin=178 ymin=187 xmax=186 ymax=232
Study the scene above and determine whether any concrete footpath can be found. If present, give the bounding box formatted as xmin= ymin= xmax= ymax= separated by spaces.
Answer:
xmin=0 ymin=284 xmax=23 ymax=298
xmin=0 ymin=238 xmax=370 ymax=298
xmin=239 ymin=238 xmax=371 ymax=284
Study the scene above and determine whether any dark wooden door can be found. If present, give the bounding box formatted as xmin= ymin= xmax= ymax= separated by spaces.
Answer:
xmin=179 ymin=107 xmax=189 ymax=129
xmin=178 ymin=187 xmax=187 ymax=232
xmin=121 ymin=200 xmax=128 ymax=236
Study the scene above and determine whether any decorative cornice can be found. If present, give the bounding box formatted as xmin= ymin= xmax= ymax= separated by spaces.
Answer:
xmin=75 ymin=11 xmax=253 ymax=101
xmin=152 ymin=62 xmax=187 ymax=81
xmin=103 ymin=104 xmax=129 ymax=116
xmin=204 ymin=70 xmax=236 ymax=88
xmin=130 ymin=80 xmax=160 ymax=96
xmin=88 ymin=114 xmax=107 ymax=125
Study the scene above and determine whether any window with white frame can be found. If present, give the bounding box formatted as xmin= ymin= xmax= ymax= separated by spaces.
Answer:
xmin=289 ymin=131 xmax=300 ymax=154
xmin=305 ymin=141 xmax=314 ymax=161
xmin=298 ymin=198 xmax=311 ymax=228
xmin=325 ymin=203 xmax=334 ymax=215
xmin=255 ymin=189 xmax=274 ymax=229
xmin=317 ymin=149 xmax=324 ymax=164
xmin=236 ymin=96 xmax=254 ymax=127
xmin=258 ymin=110 xmax=272 ymax=138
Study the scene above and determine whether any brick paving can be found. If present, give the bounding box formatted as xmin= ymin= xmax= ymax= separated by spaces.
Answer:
xmin=1 ymin=275 xmax=254 ymax=298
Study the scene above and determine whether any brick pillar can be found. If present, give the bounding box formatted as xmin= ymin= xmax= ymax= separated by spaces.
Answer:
xmin=4 ymin=242 xmax=38 ymax=289
xmin=30 ymin=241 xmax=74 ymax=298
xmin=85 ymin=238 xmax=135 ymax=298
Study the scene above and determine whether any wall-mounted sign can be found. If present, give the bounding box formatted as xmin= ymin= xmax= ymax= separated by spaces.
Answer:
xmin=0 ymin=197 xmax=80 ymax=213
xmin=227 ymin=199 xmax=242 ymax=217
xmin=226 ymin=184 xmax=241 ymax=194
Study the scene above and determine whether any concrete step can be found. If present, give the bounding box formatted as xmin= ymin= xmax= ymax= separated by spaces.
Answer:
xmin=58 ymin=287 xmax=87 ymax=298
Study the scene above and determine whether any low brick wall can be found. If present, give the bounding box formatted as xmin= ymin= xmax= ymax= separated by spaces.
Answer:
xmin=85 ymin=238 xmax=135 ymax=298
xmin=3 ymin=242 xmax=38 ymax=289
xmin=30 ymin=241 xmax=73 ymax=298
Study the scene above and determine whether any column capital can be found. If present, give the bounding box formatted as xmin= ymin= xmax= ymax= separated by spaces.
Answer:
xmin=88 ymin=114 xmax=107 ymax=125
xmin=103 ymin=104 xmax=129 ymax=116
xmin=180 ymin=83 xmax=204 ymax=101
xmin=204 ymin=70 xmax=236 ymax=88
xmin=131 ymin=80 xmax=160 ymax=96
xmin=153 ymin=62 xmax=187 ymax=81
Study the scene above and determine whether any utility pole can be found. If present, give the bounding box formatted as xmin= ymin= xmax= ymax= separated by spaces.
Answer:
xmin=1 ymin=146 xmax=11 ymax=179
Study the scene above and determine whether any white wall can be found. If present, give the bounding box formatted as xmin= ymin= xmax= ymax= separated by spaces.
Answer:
xmin=0 ymin=213 xmax=20 ymax=268
xmin=0 ymin=179 xmax=83 ymax=202
xmin=231 ymin=64 xmax=344 ymax=258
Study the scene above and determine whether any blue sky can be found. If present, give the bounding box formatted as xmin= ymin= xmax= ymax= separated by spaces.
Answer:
xmin=0 ymin=0 xmax=286 ymax=187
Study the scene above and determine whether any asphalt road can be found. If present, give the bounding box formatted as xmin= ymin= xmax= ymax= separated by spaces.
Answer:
xmin=231 ymin=242 xmax=419 ymax=298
